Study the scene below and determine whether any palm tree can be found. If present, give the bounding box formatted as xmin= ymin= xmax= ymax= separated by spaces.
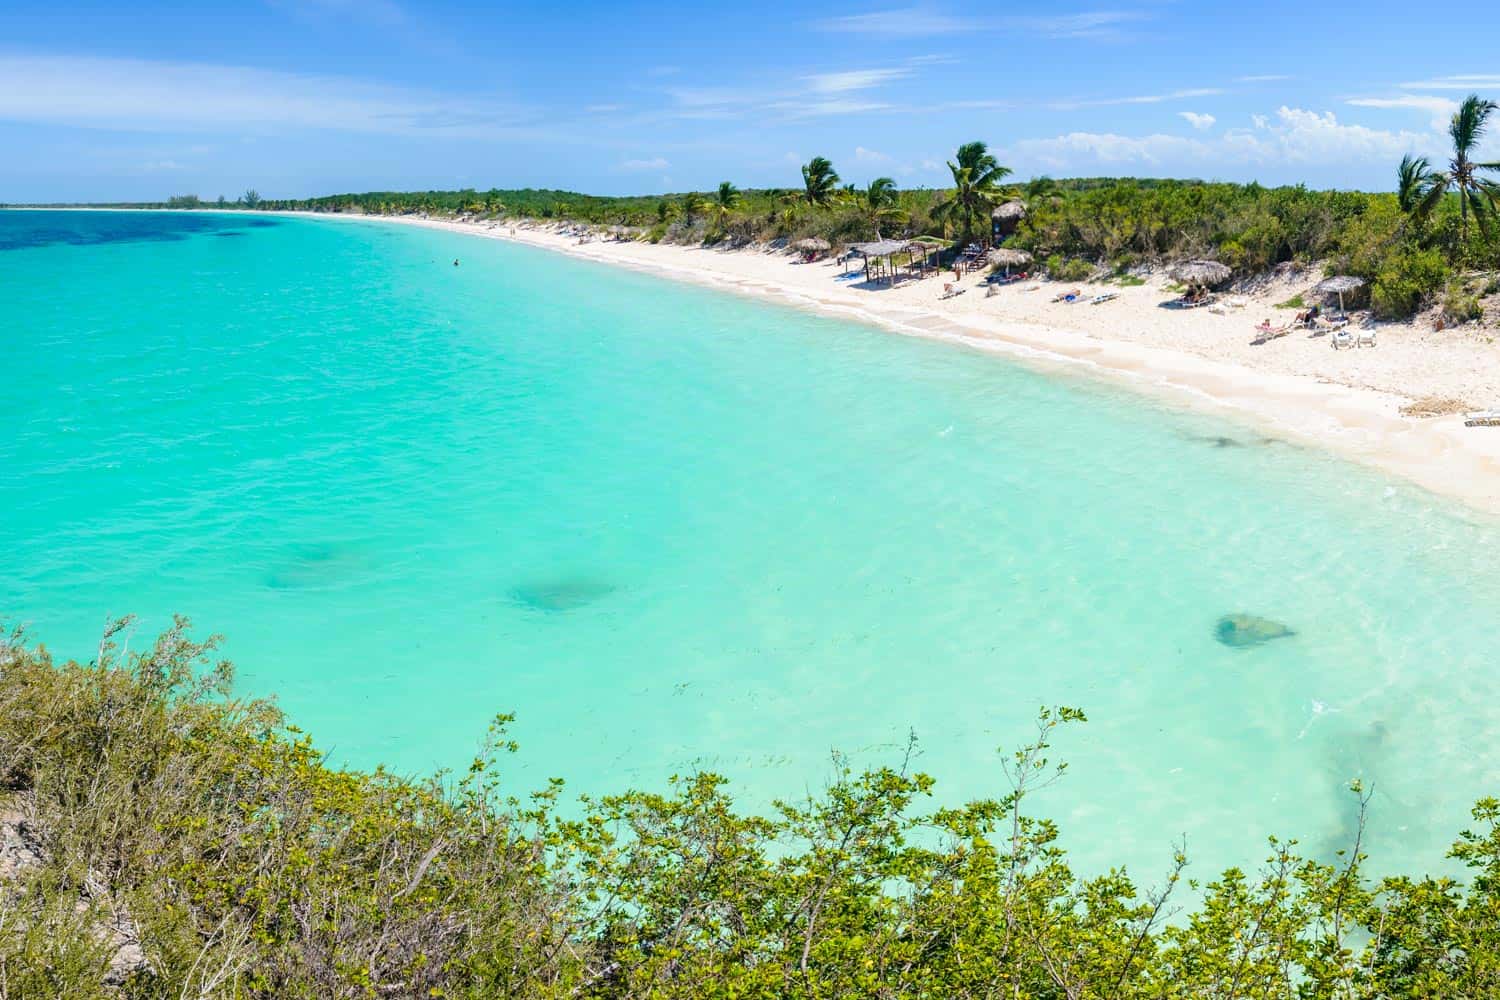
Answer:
xmin=1397 ymin=154 xmax=1433 ymax=214
xmin=800 ymin=156 xmax=840 ymax=208
xmin=1403 ymin=94 xmax=1500 ymax=241
xmin=679 ymin=191 xmax=708 ymax=224
xmin=713 ymin=181 xmax=741 ymax=230
xmin=858 ymin=177 xmax=905 ymax=239
xmin=932 ymin=141 xmax=1013 ymax=245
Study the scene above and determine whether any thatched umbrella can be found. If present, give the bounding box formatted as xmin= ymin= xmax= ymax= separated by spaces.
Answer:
xmin=987 ymin=247 xmax=1033 ymax=272
xmin=1312 ymin=275 xmax=1367 ymax=314
xmin=1169 ymin=260 xmax=1232 ymax=288
xmin=991 ymin=201 xmax=1028 ymax=222
xmin=795 ymin=237 xmax=831 ymax=252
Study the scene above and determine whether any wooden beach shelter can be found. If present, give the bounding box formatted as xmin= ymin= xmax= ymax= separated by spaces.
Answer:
xmin=847 ymin=240 xmax=940 ymax=285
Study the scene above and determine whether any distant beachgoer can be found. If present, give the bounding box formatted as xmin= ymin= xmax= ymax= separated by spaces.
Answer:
xmin=453 ymin=259 xmax=460 ymax=267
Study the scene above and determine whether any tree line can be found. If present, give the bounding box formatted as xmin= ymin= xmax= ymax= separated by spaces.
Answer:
xmin=143 ymin=96 xmax=1500 ymax=321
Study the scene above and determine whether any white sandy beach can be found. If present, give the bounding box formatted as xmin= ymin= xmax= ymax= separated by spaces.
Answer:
xmin=212 ymin=209 xmax=1500 ymax=514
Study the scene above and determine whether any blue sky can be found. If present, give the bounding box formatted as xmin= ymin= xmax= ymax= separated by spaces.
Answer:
xmin=3 ymin=1 xmax=1498 ymax=202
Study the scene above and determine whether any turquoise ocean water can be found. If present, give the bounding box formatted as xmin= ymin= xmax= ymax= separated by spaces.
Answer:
xmin=5 ymin=210 xmax=1499 ymax=880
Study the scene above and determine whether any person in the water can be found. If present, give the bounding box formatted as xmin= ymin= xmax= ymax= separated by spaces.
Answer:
xmin=453 ymin=258 xmax=460 ymax=266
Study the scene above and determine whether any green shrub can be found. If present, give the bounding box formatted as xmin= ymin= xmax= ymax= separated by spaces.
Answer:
xmin=1277 ymin=293 xmax=1306 ymax=309
xmin=646 ymin=222 xmax=667 ymax=244
xmin=11 ymin=620 xmax=1500 ymax=998
xmin=1443 ymin=283 xmax=1485 ymax=323
xmin=1372 ymin=248 xmax=1448 ymax=319
xmin=1046 ymin=255 xmax=1094 ymax=282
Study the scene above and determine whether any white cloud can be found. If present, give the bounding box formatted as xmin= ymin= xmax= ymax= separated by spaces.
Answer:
xmin=1400 ymin=74 xmax=1500 ymax=91
xmin=816 ymin=7 xmax=1143 ymax=39
xmin=815 ymin=7 xmax=971 ymax=36
xmin=1018 ymin=11 xmax=1142 ymax=39
xmin=663 ymin=76 xmax=897 ymax=122
xmin=1236 ymin=74 xmax=1291 ymax=83
xmin=1013 ymin=131 xmax=1209 ymax=169
xmin=619 ymin=156 xmax=670 ymax=171
xmin=1347 ymin=94 xmax=1458 ymax=131
xmin=1258 ymin=107 xmax=1424 ymax=163
xmin=1179 ymin=112 xmax=1216 ymax=130
xmin=1011 ymin=106 xmax=1429 ymax=171
xmin=1054 ymin=87 xmax=1223 ymax=110
xmin=0 ymin=54 xmax=531 ymax=137
xmin=855 ymin=146 xmax=892 ymax=162
xmin=804 ymin=68 xmax=910 ymax=94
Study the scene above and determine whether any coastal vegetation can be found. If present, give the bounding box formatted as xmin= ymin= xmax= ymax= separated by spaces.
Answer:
xmin=5 ymin=619 xmax=1500 ymax=998
xmin=14 ymin=94 xmax=1497 ymax=321
xmin=263 ymin=110 xmax=1495 ymax=319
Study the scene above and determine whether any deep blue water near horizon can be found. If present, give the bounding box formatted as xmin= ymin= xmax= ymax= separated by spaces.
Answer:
xmin=5 ymin=209 xmax=1500 ymax=881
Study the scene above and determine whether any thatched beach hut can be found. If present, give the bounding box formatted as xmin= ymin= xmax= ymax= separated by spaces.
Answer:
xmin=991 ymin=200 xmax=1028 ymax=242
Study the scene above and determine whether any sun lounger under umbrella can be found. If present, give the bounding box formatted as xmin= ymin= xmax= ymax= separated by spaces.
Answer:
xmin=1168 ymin=260 xmax=1230 ymax=308
xmin=987 ymin=247 xmax=1033 ymax=278
xmin=1313 ymin=275 xmax=1367 ymax=316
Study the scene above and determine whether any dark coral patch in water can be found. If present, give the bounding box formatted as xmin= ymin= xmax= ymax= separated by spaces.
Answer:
xmin=1215 ymin=613 xmax=1296 ymax=648
xmin=509 ymin=579 xmax=617 ymax=612
xmin=265 ymin=544 xmax=359 ymax=590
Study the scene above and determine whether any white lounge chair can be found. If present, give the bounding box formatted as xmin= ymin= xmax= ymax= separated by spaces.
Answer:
xmin=1464 ymin=410 xmax=1500 ymax=427
xmin=1331 ymin=328 xmax=1353 ymax=349
xmin=1355 ymin=327 xmax=1376 ymax=348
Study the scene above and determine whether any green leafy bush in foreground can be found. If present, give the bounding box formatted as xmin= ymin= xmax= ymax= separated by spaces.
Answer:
xmin=3 ymin=619 xmax=1500 ymax=998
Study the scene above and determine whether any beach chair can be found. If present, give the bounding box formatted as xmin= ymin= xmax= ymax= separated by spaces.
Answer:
xmin=1355 ymin=327 xmax=1376 ymax=348
xmin=1090 ymin=292 xmax=1118 ymax=305
xmin=1331 ymin=327 xmax=1353 ymax=349
xmin=1251 ymin=321 xmax=1290 ymax=345
xmin=1052 ymin=288 xmax=1082 ymax=303
xmin=1464 ymin=410 xmax=1500 ymax=427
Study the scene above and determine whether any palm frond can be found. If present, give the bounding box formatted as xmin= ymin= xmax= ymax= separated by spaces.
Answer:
xmin=1397 ymin=154 xmax=1435 ymax=213
xmin=1450 ymin=94 xmax=1498 ymax=156
xmin=1414 ymin=171 xmax=1450 ymax=221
